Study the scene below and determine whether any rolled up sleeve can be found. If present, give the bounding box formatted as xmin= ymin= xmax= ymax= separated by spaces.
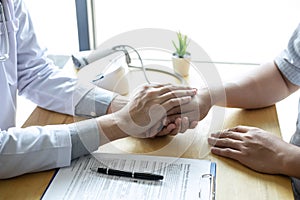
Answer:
xmin=275 ymin=23 xmax=300 ymax=86
xmin=75 ymin=86 xmax=116 ymax=118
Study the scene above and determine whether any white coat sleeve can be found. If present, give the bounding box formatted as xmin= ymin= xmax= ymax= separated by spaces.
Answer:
xmin=14 ymin=0 xmax=116 ymax=116
xmin=0 ymin=124 xmax=71 ymax=179
xmin=0 ymin=119 xmax=100 ymax=179
xmin=14 ymin=0 xmax=79 ymax=115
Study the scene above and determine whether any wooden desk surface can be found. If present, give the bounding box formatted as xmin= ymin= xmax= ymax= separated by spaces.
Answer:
xmin=0 ymin=105 xmax=293 ymax=200
xmin=0 ymin=62 xmax=294 ymax=200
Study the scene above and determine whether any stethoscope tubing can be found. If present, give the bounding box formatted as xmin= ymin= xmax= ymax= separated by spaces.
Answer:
xmin=0 ymin=0 xmax=9 ymax=61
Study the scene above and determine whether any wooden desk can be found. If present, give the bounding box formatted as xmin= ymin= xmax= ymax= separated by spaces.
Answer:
xmin=0 ymin=61 xmax=294 ymax=199
xmin=0 ymin=105 xmax=293 ymax=200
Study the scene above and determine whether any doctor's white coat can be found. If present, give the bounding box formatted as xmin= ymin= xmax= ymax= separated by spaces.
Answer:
xmin=0 ymin=0 xmax=110 ymax=178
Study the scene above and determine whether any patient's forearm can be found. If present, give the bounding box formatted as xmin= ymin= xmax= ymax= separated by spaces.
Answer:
xmin=213 ymin=62 xmax=298 ymax=109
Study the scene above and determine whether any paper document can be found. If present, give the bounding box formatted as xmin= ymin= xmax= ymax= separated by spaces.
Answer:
xmin=42 ymin=153 xmax=216 ymax=200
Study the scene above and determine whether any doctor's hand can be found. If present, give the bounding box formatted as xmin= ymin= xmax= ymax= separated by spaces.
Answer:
xmin=97 ymin=84 xmax=197 ymax=141
xmin=106 ymin=93 xmax=183 ymax=137
xmin=208 ymin=125 xmax=300 ymax=177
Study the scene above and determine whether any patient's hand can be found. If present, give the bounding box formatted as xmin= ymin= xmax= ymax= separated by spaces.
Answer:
xmin=155 ymin=117 xmax=199 ymax=137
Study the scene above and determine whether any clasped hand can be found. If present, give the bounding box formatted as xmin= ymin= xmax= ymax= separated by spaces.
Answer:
xmin=111 ymin=84 xmax=197 ymax=138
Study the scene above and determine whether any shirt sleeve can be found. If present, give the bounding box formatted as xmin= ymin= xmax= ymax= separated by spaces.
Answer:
xmin=75 ymin=86 xmax=117 ymax=118
xmin=275 ymin=23 xmax=300 ymax=86
xmin=0 ymin=124 xmax=72 ymax=179
xmin=68 ymin=119 xmax=100 ymax=160
xmin=0 ymin=119 xmax=100 ymax=179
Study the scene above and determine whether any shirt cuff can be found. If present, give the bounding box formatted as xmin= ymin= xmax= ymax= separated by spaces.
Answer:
xmin=67 ymin=119 xmax=100 ymax=160
xmin=75 ymin=87 xmax=117 ymax=118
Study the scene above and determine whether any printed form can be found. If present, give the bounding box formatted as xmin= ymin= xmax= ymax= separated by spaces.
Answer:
xmin=42 ymin=153 xmax=214 ymax=200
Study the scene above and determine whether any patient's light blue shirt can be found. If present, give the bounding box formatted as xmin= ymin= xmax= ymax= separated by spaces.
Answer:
xmin=275 ymin=23 xmax=300 ymax=200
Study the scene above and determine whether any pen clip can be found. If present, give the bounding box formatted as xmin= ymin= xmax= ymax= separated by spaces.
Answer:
xmin=90 ymin=167 xmax=98 ymax=172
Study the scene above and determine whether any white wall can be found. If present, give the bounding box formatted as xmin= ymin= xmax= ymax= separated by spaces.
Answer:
xmin=23 ymin=0 xmax=79 ymax=55
xmin=94 ymin=0 xmax=300 ymax=64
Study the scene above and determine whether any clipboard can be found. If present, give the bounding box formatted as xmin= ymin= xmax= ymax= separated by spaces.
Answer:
xmin=201 ymin=162 xmax=216 ymax=200
xmin=42 ymin=153 xmax=217 ymax=200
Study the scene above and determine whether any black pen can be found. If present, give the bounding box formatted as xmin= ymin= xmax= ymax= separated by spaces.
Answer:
xmin=90 ymin=167 xmax=164 ymax=181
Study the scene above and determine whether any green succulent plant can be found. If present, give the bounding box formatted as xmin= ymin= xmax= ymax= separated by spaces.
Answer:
xmin=172 ymin=32 xmax=190 ymax=58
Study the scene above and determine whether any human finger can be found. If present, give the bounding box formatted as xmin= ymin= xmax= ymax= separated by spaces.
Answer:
xmin=228 ymin=125 xmax=252 ymax=133
xmin=158 ymin=89 xmax=196 ymax=104
xmin=190 ymin=121 xmax=198 ymax=129
xmin=141 ymin=84 xmax=192 ymax=100
xmin=168 ymin=127 xmax=180 ymax=136
xmin=165 ymin=114 xmax=182 ymax=124
xmin=147 ymin=121 xmax=164 ymax=138
xmin=167 ymin=103 xmax=196 ymax=115
xmin=208 ymin=136 xmax=242 ymax=150
xmin=167 ymin=97 xmax=198 ymax=115
xmin=169 ymin=118 xmax=182 ymax=136
xmin=156 ymin=123 xmax=177 ymax=137
xmin=148 ymin=83 xmax=171 ymax=89
xmin=155 ymin=84 xmax=194 ymax=96
xmin=144 ymin=97 xmax=191 ymax=125
xmin=210 ymin=129 xmax=243 ymax=141
xmin=165 ymin=117 xmax=198 ymax=131
xmin=162 ymin=96 xmax=192 ymax=111
xmin=167 ymin=105 xmax=181 ymax=115
xmin=166 ymin=111 xmax=199 ymax=125
xmin=210 ymin=146 xmax=243 ymax=161
xmin=179 ymin=117 xmax=189 ymax=133
xmin=138 ymin=88 xmax=194 ymax=106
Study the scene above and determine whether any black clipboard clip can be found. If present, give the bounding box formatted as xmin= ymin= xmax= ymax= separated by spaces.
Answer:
xmin=200 ymin=162 xmax=216 ymax=200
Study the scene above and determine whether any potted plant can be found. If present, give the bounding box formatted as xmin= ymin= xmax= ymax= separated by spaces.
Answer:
xmin=172 ymin=32 xmax=191 ymax=77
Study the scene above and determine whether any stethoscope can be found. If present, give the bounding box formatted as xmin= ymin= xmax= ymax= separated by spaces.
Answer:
xmin=0 ymin=0 xmax=9 ymax=61
xmin=72 ymin=45 xmax=186 ymax=85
